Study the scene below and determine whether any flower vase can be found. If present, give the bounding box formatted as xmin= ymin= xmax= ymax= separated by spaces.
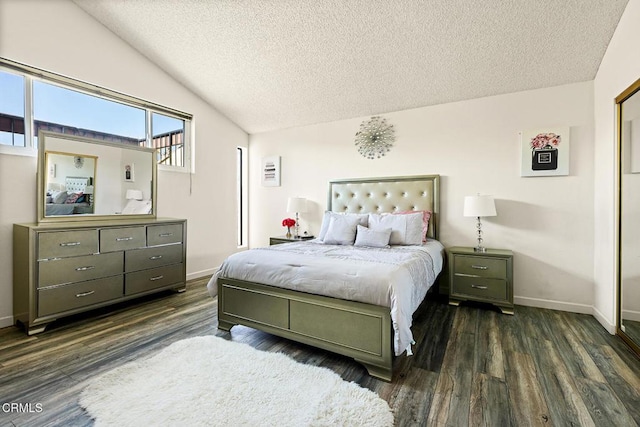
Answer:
xmin=532 ymin=146 xmax=558 ymax=170
xmin=286 ymin=227 xmax=292 ymax=238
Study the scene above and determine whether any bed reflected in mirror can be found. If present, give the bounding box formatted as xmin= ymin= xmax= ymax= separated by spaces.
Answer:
xmin=44 ymin=152 xmax=96 ymax=216
xmin=37 ymin=131 xmax=157 ymax=223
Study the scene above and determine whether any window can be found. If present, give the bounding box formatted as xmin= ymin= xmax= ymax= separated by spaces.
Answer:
xmin=33 ymin=80 xmax=146 ymax=146
xmin=237 ymin=146 xmax=248 ymax=247
xmin=152 ymin=112 xmax=185 ymax=167
xmin=0 ymin=70 xmax=26 ymax=147
xmin=0 ymin=58 xmax=192 ymax=170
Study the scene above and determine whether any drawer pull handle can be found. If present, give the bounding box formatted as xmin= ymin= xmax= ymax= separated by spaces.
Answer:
xmin=159 ymin=233 xmax=173 ymax=237
xmin=116 ymin=237 xmax=133 ymax=241
xmin=471 ymin=284 xmax=488 ymax=290
xmin=149 ymin=255 xmax=163 ymax=260
xmin=471 ymin=265 xmax=488 ymax=270
xmin=149 ymin=275 xmax=164 ymax=281
xmin=75 ymin=290 xmax=95 ymax=298
xmin=60 ymin=242 xmax=81 ymax=247
xmin=75 ymin=266 xmax=95 ymax=271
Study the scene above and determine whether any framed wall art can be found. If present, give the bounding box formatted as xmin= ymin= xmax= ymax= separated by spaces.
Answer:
xmin=520 ymin=126 xmax=570 ymax=177
xmin=261 ymin=155 xmax=281 ymax=187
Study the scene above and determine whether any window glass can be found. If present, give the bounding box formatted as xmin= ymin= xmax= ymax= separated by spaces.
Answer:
xmin=33 ymin=80 xmax=146 ymax=145
xmin=152 ymin=112 xmax=184 ymax=166
xmin=0 ymin=70 xmax=26 ymax=147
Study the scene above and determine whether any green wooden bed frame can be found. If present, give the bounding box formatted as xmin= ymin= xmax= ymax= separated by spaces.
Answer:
xmin=218 ymin=175 xmax=440 ymax=381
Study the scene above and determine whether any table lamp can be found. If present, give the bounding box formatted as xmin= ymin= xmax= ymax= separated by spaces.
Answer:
xmin=463 ymin=194 xmax=497 ymax=252
xmin=287 ymin=197 xmax=308 ymax=238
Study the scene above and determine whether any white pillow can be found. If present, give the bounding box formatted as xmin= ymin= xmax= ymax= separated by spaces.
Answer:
xmin=354 ymin=225 xmax=391 ymax=248
xmin=318 ymin=211 xmax=368 ymax=241
xmin=368 ymin=212 xmax=423 ymax=245
xmin=323 ymin=215 xmax=360 ymax=245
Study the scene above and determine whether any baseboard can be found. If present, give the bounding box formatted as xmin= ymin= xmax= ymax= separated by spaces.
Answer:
xmin=515 ymin=295 xmax=617 ymax=334
xmin=186 ymin=267 xmax=219 ymax=282
xmin=622 ymin=309 xmax=640 ymax=322
xmin=0 ymin=315 xmax=14 ymax=329
xmin=514 ymin=295 xmax=593 ymax=314
xmin=592 ymin=305 xmax=617 ymax=334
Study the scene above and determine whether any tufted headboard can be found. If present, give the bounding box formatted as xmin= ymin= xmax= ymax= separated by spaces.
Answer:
xmin=65 ymin=176 xmax=91 ymax=193
xmin=328 ymin=175 xmax=440 ymax=240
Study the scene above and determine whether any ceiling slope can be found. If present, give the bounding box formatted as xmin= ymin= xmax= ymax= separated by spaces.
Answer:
xmin=73 ymin=0 xmax=629 ymax=133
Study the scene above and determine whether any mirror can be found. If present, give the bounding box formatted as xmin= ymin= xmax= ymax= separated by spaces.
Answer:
xmin=37 ymin=131 xmax=157 ymax=223
xmin=617 ymin=77 xmax=640 ymax=356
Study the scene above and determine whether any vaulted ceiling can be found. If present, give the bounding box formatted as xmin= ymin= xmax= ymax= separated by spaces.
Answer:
xmin=72 ymin=0 xmax=629 ymax=134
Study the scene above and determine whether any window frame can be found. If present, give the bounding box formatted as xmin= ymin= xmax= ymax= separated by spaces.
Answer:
xmin=0 ymin=58 xmax=193 ymax=171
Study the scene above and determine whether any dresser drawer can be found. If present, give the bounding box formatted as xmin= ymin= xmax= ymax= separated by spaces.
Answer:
xmin=38 ymin=230 xmax=98 ymax=260
xmin=147 ymin=224 xmax=183 ymax=246
xmin=38 ymin=252 xmax=123 ymax=287
xmin=100 ymin=226 xmax=146 ymax=253
xmin=38 ymin=276 xmax=123 ymax=317
xmin=125 ymin=244 xmax=183 ymax=272
xmin=454 ymin=255 xmax=507 ymax=279
xmin=451 ymin=276 xmax=507 ymax=302
xmin=125 ymin=264 xmax=184 ymax=296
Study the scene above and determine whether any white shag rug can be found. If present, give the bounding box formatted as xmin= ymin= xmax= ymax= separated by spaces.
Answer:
xmin=80 ymin=336 xmax=394 ymax=427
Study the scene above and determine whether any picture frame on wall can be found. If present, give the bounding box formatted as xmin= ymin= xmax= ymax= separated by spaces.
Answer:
xmin=520 ymin=126 xmax=570 ymax=177
xmin=124 ymin=163 xmax=135 ymax=182
xmin=261 ymin=155 xmax=281 ymax=187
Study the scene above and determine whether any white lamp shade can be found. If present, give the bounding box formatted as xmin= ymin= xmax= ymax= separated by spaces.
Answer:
xmin=463 ymin=195 xmax=497 ymax=217
xmin=84 ymin=185 xmax=94 ymax=195
xmin=287 ymin=197 xmax=307 ymax=213
xmin=126 ymin=189 xmax=144 ymax=200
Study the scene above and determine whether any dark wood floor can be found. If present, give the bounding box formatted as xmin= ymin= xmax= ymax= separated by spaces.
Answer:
xmin=1 ymin=276 xmax=639 ymax=427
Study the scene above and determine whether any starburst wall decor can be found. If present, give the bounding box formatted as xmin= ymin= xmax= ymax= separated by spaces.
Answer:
xmin=354 ymin=116 xmax=395 ymax=159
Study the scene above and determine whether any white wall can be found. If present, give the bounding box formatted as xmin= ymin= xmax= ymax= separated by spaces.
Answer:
xmin=0 ymin=0 xmax=248 ymax=327
xmin=593 ymin=0 xmax=640 ymax=332
xmin=249 ymin=82 xmax=596 ymax=313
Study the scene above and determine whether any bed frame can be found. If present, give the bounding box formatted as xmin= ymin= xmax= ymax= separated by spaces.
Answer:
xmin=217 ymin=175 xmax=440 ymax=381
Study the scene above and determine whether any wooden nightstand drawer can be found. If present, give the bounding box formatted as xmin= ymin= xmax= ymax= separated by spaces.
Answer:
xmin=454 ymin=255 xmax=507 ymax=279
xmin=451 ymin=276 xmax=507 ymax=301
xmin=448 ymin=246 xmax=514 ymax=314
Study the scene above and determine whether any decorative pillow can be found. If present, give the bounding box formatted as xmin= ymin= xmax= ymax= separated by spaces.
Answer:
xmin=354 ymin=225 xmax=391 ymax=248
xmin=318 ymin=211 xmax=368 ymax=241
xmin=76 ymin=194 xmax=86 ymax=203
xmin=53 ymin=191 xmax=69 ymax=204
xmin=368 ymin=212 xmax=423 ymax=245
xmin=323 ymin=215 xmax=360 ymax=245
xmin=65 ymin=192 xmax=82 ymax=204
xmin=396 ymin=210 xmax=432 ymax=242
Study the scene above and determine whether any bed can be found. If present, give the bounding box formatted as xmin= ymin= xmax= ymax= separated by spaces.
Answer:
xmin=208 ymin=175 xmax=443 ymax=381
xmin=45 ymin=176 xmax=92 ymax=216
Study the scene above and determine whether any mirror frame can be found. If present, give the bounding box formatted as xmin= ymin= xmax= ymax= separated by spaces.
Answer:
xmin=615 ymin=77 xmax=640 ymax=357
xmin=37 ymin=130 xmax=157 ymax=223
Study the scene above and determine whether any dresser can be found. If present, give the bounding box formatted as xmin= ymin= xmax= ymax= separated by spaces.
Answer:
xmin=448 ymin=246 xmax=514 ymax=314
xmin=13 ymin=218 xmax=186 ymax=334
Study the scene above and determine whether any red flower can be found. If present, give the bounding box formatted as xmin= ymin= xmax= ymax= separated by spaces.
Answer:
xmin=282 ymin=218 xmax=296 ymax=227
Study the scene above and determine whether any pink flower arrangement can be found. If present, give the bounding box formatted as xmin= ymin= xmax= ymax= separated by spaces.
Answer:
xmin=282 ymin=218 xmax=296 ymax=228
xmin=530 ymin=132 xmax=561 ymax=150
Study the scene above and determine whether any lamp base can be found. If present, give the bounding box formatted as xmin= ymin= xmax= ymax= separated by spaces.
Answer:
xmin=473 ymin=246 xmax=487 ymax=253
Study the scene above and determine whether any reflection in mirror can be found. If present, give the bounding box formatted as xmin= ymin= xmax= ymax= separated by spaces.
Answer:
xmin=38 ymin=131 xmax=156 ymax=222
xmin=618 ymin=78 xmax=640 ymax=356
xmin=45 ymin=152 xmax=96 ymax=216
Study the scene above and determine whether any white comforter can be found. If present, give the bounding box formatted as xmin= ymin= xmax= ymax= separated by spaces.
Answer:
xmin=207 ymin=239 xmax=444 ymax=356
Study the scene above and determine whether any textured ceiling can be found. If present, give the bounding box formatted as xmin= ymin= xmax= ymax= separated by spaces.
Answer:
xmin=72 ymin=0 xmax=629 ymax=134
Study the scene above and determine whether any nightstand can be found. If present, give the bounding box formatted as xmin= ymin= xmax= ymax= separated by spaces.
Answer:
xmin=269 ymin=236 xmax=314 ymax=245
xmin=448 ymin=246 xmax=514 ymax=315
